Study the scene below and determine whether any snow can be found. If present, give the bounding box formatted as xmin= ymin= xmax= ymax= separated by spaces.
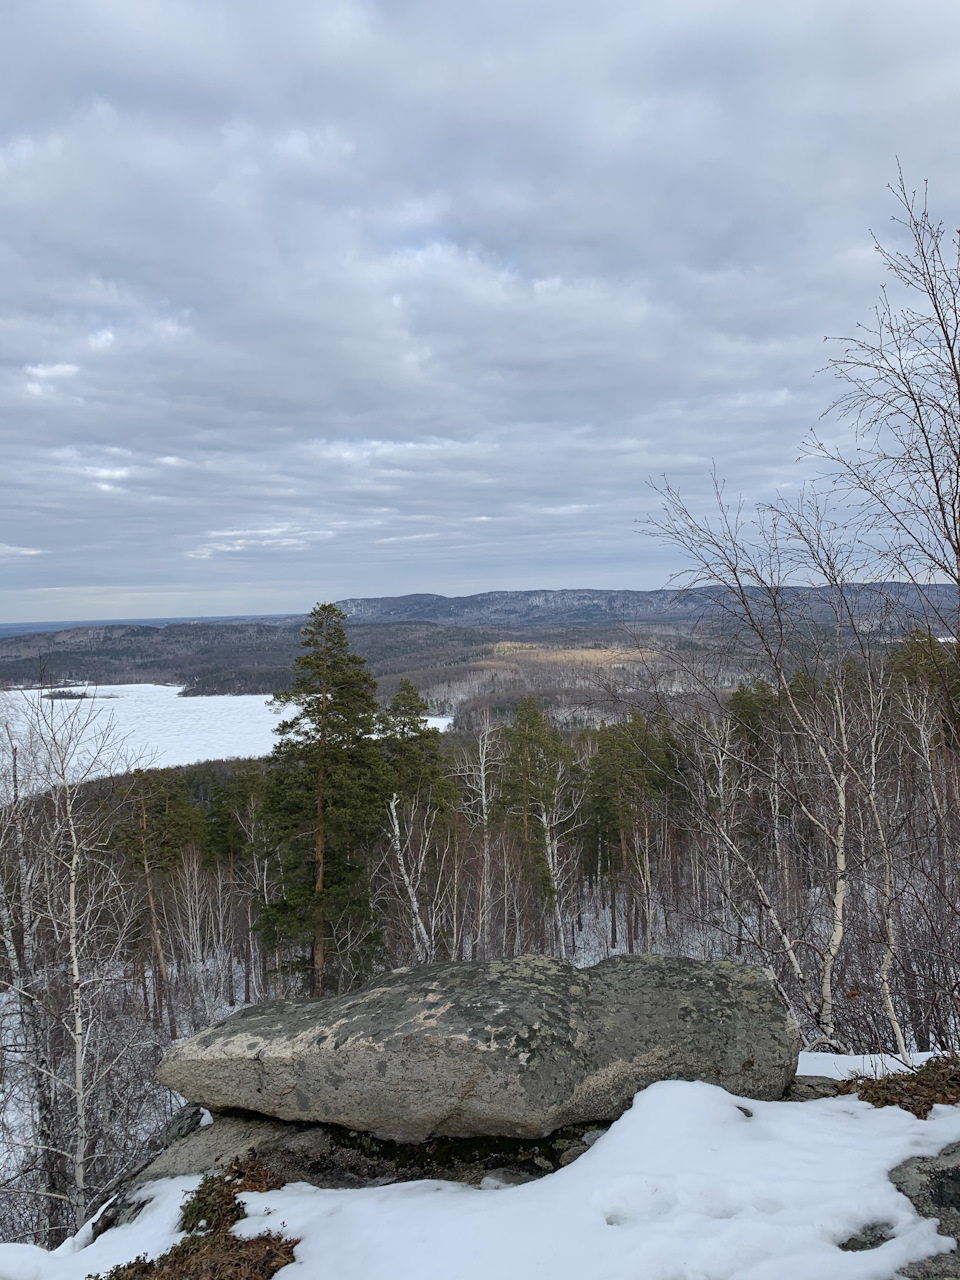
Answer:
xmin=0 ymin=1177 xmax=195 ymax=1280
xmin=4 ymin=685 xmax=452 ymax=775
xmin=7 ymin=1080 xmax=960 ymax=1280
xmin=799 ymin=1052 xmax=937 ymax=1079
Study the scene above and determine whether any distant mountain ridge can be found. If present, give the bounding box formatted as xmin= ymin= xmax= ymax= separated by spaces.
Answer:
xmin=0 ymin=591 xmax=687 ymax=697
xmin=2 ymin=584 xmax=958 ymax=705
xmin=0 ymin=591 xmax=691 ymax=640
xmin=0 ymin=614 xmax=300 ymax=641
xmin=338 ymin=583 xmax=960 ymax=626
xmin=336 ymin=589 xmax=697 ymax=626
xmin=4 ymin=582 xmax=960 ymax=643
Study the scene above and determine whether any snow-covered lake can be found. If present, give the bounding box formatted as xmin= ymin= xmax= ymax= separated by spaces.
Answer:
xmin=4 ymin=685 xmax=452 ymax=774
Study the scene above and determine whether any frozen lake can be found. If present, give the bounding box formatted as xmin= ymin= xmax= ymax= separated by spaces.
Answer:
xmin=4 ymin=684 xmax=452 ymax=774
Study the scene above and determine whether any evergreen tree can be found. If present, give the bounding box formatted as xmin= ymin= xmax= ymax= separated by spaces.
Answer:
xmin=266 ymin=604 xmax=389 ymax=993
xmin=380 ymin=679 xmax=448 ymax=801
xmin=112 ymin=767 xmax=209 ymax=1036
xmin=586 ymin=715 xmax=678 ymax=951
xmin=499 ymin=697 xmax=582 ymax=955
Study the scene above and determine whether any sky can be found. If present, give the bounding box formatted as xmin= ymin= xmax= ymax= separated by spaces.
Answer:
xmin=4 ymin=0 xmax=960 ymax=622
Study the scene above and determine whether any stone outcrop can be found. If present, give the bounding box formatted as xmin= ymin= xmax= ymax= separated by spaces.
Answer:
xmin=888 ymin=1142 xmax=960 ymax=1278
xmin=158 ymin=954 xmax=799 ymax=1143
xmin=833 ymin=1139 xmax=960 ymax=1275
xmin=782 ymin=1074 xmax=841 ymax=1102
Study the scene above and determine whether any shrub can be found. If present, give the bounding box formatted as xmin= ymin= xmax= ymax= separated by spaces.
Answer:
xmin=836 ymin=1054 xmax=960 ymax=1119
xmin=90 ymin=1159 xmax=297 ymax=1280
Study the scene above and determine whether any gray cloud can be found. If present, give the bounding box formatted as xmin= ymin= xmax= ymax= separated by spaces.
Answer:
xmin=4 ymin=0 xmax=960 ymax=619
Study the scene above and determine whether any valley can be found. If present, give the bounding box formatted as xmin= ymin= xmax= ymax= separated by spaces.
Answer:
xmin=0 ymin=589 xmax=705 ymax=724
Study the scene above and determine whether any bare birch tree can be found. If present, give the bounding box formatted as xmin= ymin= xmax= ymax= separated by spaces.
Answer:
xmin=0 ymin=691 xmax=169 ymax=1245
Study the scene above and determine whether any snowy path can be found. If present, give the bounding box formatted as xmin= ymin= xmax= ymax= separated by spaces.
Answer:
xmin=6 ymin=1080 xmax=960 ymax=1280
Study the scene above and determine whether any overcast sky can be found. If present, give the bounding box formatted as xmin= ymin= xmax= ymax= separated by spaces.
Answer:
xmin=3 ymin=0 xmax=960 ymax=621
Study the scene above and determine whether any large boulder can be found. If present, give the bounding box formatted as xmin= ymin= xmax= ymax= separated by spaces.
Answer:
xmin=157 ymin=953 xmax=799 ymax=1142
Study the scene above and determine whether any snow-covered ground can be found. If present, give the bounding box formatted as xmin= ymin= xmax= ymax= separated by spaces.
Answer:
xmin=799 ymin=1051 xmax=936 ymax=1079
xmin=3 ymin=685 xmax=452 ymax=775
xmin=5 ymin=1076 xmax=960 ymax=1280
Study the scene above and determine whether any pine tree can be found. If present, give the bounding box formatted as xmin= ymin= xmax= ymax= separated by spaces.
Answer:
xmin=380 ymin=679 xmax=447 ymax=800
xmin=112 ymin=767 xmax=209 ymax=1037
xmin=499 ymin=697 xmax=583 ymax=956
xmin=266 ymin=604 xmax=389 ymax=993
xmin=586 ymin=715 xmax=677 ymax=952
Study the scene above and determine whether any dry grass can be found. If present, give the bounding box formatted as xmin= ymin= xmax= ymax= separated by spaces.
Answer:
xmin=836 ymin=1054 xmax=960 ymax=1118
xmin=179 ymin=1158 xmax=284 ymax=1235
xmin=88 ymin=1230 xmax=297 ymax=1280
xmin=91 ymin=1159 xmax=297 ymax=1280
xmin=490 ymin=643 xmax=650 ymax=666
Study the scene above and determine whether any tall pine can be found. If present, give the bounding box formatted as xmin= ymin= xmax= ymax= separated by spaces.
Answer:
xmin=266 ymin=604 xmax=388 ymax=993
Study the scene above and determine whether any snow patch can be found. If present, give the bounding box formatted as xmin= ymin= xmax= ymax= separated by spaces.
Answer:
xmin=799 ymin=1052 xmax=939 ymax=1079
xmin=6 ymin=1081 xmax=960 ymax=1280
xmin=0 ymin=1178 xmax=197 ymax=1280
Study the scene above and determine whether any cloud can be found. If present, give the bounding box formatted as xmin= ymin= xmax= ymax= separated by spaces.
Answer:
xmin=24 ymin=363 xmax=80 ymax=379
xmin=0 ymin=544 xmax=45 ymax=559
xmin=22 ymin=363 xmax=81 ymax=397
xmin=376 ymin=533 xmax=439 ymax=544
xmin=188 ymin=525 xmax=336 ymax=558
xmin=3 ymin=0 xmax=960 ymax=619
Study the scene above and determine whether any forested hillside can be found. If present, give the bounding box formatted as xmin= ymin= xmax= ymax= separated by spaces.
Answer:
xmin=4 ymin=587 xmax=960 ymax=1246
xmin=2 ymin=583 xmax=951 ymax=722
xmin=0 ymin=613 xmax=656 ymax=723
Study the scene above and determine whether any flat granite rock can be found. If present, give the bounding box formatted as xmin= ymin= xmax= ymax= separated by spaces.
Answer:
xmin=157 ymin=953 xmax=799 ymax=1142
